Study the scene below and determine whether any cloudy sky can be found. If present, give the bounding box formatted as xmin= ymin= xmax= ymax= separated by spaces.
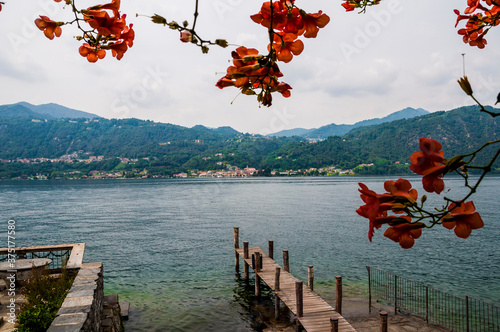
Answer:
xmin=1 ymin=0 xmax=499 ymax=134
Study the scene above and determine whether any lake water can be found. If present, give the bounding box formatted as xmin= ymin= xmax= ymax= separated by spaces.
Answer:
xmin=0 ymin=176 xmax=498 ymax=331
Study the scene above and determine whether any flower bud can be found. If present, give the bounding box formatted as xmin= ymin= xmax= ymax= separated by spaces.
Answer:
xmin=151 ymin=14 xmax=167 ymax=25
xmin=215 ymin=39 xmax=228 ymax=48
xmin=180 ymin=30 xmax=192 ymax=43
xmin=458 ymin=76 xmax=473 ymax=96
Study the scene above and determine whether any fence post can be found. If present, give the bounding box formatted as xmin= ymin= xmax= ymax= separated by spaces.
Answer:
xmin=336 ymin=276 xmax=342 ymax=315
xmin=283 ymin=250 xmax=289 ymax=272
xmin=466 ymin=296 xmax=469 ymax=332
xmin=330 ymin=317 xmax=339 ymax=332
xmin=234 ymin=227 xmax=239 ymax=270
xmin=268 ymin=240 xmax=274 ymax=260
xmin=394 ymin=275 xmax=398 ymax=315
xmin=243 ymin=242 xmax=249 ymax=281
xmin=380 ymin=311 xmax=388 ymax=332
xmin=367 ymin=266 xmax=372 ymax=313
xmin=308 ymin=265 xmax=314 ymax=292
xmin=275 ymin=267 xmax=281 ymax=319
xmin=425 ymin=286 xmax=429 ymax=322
xmin=255 ymin=252 xmax=261 ymax=297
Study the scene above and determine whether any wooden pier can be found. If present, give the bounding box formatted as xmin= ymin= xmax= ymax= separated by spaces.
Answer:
xmin=234 ymin=228 xmax=356 ymax=332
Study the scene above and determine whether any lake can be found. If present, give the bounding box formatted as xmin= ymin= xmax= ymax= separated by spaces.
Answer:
xmin=0 ymin=175 xmax=498 ymax=331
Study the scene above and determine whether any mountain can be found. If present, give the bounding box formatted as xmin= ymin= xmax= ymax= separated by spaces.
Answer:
xmin=268 ymin=107 xmax=429 ymax=139
xmin=0 ymin=104 xmax=53 ymax=119
xmin=192 ymin=125 xmax=241 ymax=135
xmin=1 ymin=102 xmax=100 ymax=119
xmin=262 ymin=105 xmax=499 ymax=170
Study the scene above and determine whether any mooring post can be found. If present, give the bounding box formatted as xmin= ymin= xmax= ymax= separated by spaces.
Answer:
xmin=308 ymin=265 xmax=314 ymax=291
xmin=275 ymin=267 xmax=280 ymax=291
xmin=335 ymin=275 xmax=343 ymax=315
xmin=255 ymin=252 xmax=261 ymax=297
xmin=296 ymin=281 xmax=303 ymax=317
xmin=275 ymin=267 xmax=281 ymax=319
xmin=243 ymin=241 xmax=249 ymax=281
xmin=380 ymin=311 xmax=388 ymax=332
xmin=234 ymin=227 xmax=239 ymax=270
xmin=283 ymin=250 xmax=289 ymax=272
xmin=296 ymin=319 xmax=302 ymax=332
xmin=296 ymin=280 xmax=303 ymax=332
xmin=330 ymin=317 xmax=339 ymax=332
xmin=268 ymin=240 xmax=274 ymax=260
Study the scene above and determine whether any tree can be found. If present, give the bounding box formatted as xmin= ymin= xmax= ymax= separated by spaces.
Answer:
xmin=0 ymin=0 xmax=499 ymax=248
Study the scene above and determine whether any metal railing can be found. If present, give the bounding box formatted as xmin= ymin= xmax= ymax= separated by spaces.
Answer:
xmin=0 ymin=243 xmax=86 ymax=272
xmin=367 ymin=266 xmax=499 ymax=331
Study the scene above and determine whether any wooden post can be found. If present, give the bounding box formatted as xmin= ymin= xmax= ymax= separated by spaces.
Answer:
xmin=275 ymin=267 xmax=281 ymax=319
xmin=283 ymin=250 xmax=289 ymax=272
xmin=255 ymin=252 xmax=261 ymax=297
xmin=275 ymin=267 xmax=281 ymax=291
xmin=243 ymin=241 xmax=249 ymax=281
xmin=296 ymin=281 xmax=303 ymax=318
xmin=296 ymin=319 xmax=302 ymax=332
xmin=234 ymin=227 xmax=239 ymax=270
xmin=335 ymin=276 xmax=342 ymax=315
xmin=268 ymin=240 xmax=274 ymax=260
xmin=330 ymin=317 xmax=339 ymax=332
xmin=380 ymin=311 xmax=388 ymax=332
xmin=308 ymin=265 xmax=314 ymax=291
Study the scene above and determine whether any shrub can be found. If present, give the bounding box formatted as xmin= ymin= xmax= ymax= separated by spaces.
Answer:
xmin=15 ymin=267 xmax=74 ymax=332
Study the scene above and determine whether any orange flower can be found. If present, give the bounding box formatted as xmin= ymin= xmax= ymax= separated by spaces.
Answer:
xmin=383 ymin=178 xmax=418 ymax=202
xmin=299 ymin=10 xmax=330 ymax=38
xmin=250 ymin=1 xmax=287 ymax=30
xmin=341 ymin=2 xmax=356 ymax=11
xmin=84 ymin=10 xmax=126 ymax=37
xmin=107 ymin=40 xmax=128 ymax=60
xmin=34 ymin=16 xmax=62 ymax=40
xmin=384 ymin=220 xmax=423 ymax=249
xmin=270 ymin=33 xmax=304 ymax=63
xmin=216 ymin=77 xmax=235 ymax=89
xmin=120 ymin=24 xmax=134 ymax=47
xmin=89 ymin=0 xmax=121 ymax=17
xmin=356 ymin=183 xmax=393 ymax=241
xmin=410 ymin=138 xmax=446 ymax=194
xmin=79 ymin=43 xmax=106 ymax=63
xmin=272 ymin=82 xmax=292 ymax=98
xmin=442 ymin=201 xmax=484 ymax=238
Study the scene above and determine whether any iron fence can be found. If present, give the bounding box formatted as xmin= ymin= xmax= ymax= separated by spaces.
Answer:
xmin=367 ymin=266 xmax=499 ymax=331
xmin=0 ymin=249 xmax=71 ymax=270
xmin=0 ymin=243 xmax=85 ymax=272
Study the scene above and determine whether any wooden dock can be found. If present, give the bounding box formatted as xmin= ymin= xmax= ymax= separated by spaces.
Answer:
xmin=235 ymin=244 xmax=356 ymax=332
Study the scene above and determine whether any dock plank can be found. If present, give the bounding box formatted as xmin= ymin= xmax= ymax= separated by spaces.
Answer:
xmin=236 ymin=246 xmax=356 ymax=331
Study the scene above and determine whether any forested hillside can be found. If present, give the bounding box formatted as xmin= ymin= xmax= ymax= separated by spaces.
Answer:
xmin=0 ymin=105 xmax=498 ymax=178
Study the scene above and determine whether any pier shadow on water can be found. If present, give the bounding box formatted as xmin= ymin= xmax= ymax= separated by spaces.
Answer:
xmin=232 ymin=271 xmax=294 ymax=332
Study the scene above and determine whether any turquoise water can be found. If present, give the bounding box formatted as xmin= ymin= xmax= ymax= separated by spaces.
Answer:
xmin=0 ymin=176 xmax=498 ymax=331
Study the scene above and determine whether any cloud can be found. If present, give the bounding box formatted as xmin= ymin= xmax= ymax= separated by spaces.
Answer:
xmin=0 ymin=0 xmax=498 ymax=133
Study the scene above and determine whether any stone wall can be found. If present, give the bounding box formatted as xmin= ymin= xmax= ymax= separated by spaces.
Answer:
xmin=47 ymin=262 xmax=104 ymax=332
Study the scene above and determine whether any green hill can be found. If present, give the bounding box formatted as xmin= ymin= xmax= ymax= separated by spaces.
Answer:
xmin=0 ymin=105 xmax=498 ymax=178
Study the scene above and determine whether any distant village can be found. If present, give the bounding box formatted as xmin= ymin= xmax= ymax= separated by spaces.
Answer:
xmin=0 ymin=151 xmax=376 ymax=180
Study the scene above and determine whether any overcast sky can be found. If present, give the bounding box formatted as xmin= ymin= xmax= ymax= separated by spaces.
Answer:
xmin=1 ymin=0 xmax=499 ymax=134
